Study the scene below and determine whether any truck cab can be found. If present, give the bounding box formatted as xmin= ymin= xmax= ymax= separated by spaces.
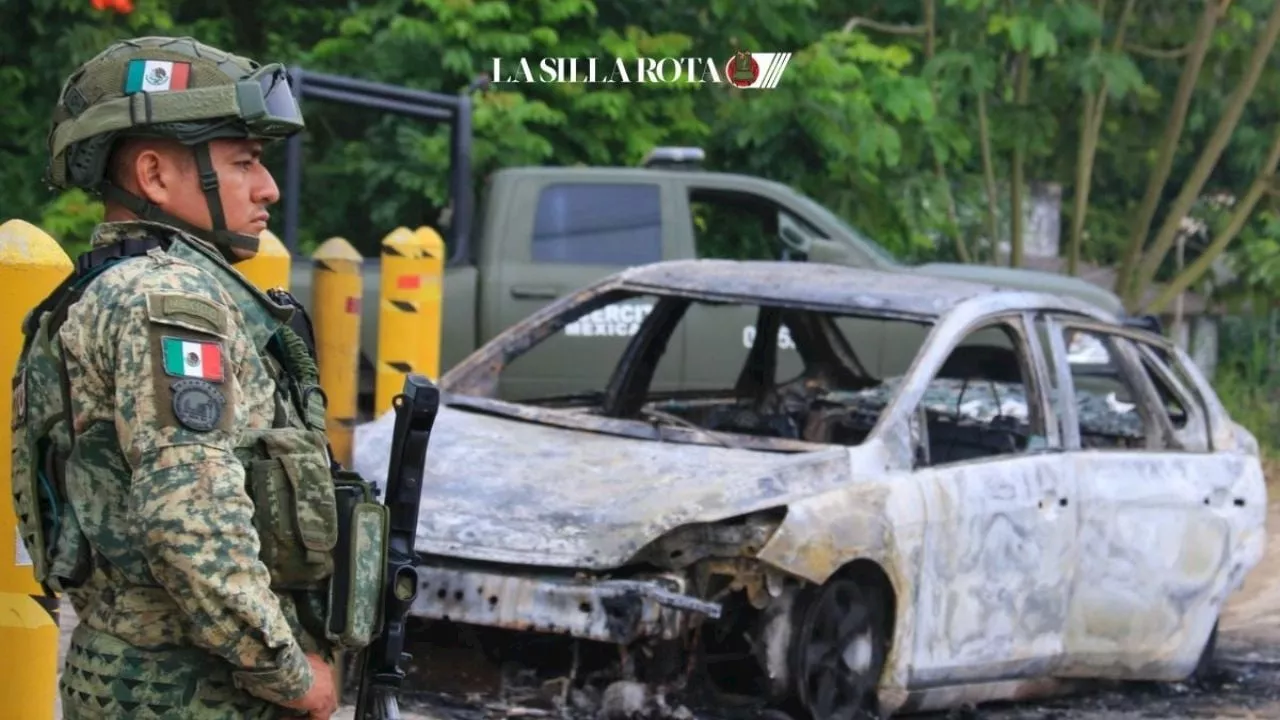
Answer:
xmin=291 ymin=148 xmax=1128 ymax=416
xmin=447 ymin=149 xmax=1124 ymax=402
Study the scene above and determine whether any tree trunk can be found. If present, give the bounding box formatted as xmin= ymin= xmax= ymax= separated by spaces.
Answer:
xmin=1132 ymin=0 xmax=1280 ymax=307
xmin=1008 ymin=51 xmax=1031 ymax=268
xmin=1143 ymin=123 xmax=1280 ymax=314
xmin=1068 ymin=0 xmax=1137 ymax=276
xmin=923 ymin=0 xmax=970 ymax=262
xmin=977 ymin=90 xmax=1000 ymax=263
xmin=1113 ymin=0 xmax=1221 ymax=304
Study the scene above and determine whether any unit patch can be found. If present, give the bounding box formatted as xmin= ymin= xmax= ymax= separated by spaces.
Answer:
xmin=144 ymin=291 xmax=228 ymax=338
xmin=171 ymin=379 xmax=226 ymax=432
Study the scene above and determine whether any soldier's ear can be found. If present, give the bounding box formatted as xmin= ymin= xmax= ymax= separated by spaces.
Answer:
xmin=133 ymin=146 xmax=176 ymax=206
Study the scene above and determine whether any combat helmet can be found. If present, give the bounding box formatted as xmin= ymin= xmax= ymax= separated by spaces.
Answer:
xmin=46 ymin=36 xmax=305 ymax=257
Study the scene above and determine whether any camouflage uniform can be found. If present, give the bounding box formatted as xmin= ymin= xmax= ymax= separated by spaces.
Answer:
xmin=57 ymin=221 xmax=333 ymax=716
xmin=11 ymin=37 xmax=385 ymax=719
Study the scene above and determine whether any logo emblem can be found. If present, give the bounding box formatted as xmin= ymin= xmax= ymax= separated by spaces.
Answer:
xmin=726 ymin=51 xmax=759 ymax=88
xmin=145 ymin=67 xmax=169 ymax=87
xmin=171 ymin=379 xmax=226 ymax=432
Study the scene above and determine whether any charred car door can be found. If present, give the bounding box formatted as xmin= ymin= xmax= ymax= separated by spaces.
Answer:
xmin=897 ymin=311 xmax=1079 ymax=687
xmin=1047 ymin=315 xmax=1246 ymax=681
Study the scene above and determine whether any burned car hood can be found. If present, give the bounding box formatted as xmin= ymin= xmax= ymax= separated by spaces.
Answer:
xmin=352 ymin=403 xmax=853 ymax=569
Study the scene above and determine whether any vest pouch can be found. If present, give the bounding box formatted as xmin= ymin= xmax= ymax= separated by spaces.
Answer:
xmin=244 ymin=427 xmax=338 ymax=589
xmin=11 ymin=392 xmax=91 ymax=591
xmin=325 ymin=471 xmax=388 ymax=651
xmin=9 ymin=406 xmax=50 ymax=585
xmin=45 ymin=500 xmax=93 ymax=593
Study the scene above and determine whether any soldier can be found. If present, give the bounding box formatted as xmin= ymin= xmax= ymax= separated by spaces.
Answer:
xmin=8 ymin=37 xmax=374 ymax=718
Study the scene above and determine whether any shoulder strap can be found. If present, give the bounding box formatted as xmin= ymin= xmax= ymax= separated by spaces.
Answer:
xmin=21 ymin=235 xmax=168 ymax=353
xmin=265 ymin=288 xmax=319 ymax=362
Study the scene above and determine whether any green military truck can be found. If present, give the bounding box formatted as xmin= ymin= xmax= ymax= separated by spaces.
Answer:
xmin=286 ymin=148 xmax=1132 ymax=413
xmin=280 ymin=72 xmax=1129 ymax=415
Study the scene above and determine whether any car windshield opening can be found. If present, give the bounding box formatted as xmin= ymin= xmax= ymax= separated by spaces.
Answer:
xmin=473 ymin=291 xmax=938 ymax=450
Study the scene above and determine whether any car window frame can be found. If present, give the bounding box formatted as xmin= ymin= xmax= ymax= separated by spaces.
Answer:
xmin=1131 ymin=342 xmax=1212 ymax=452
xmin=1046 ymin=314 xmax=1177 ymax=452
xmin=873 ymin=310 xmax=1056 ymax=470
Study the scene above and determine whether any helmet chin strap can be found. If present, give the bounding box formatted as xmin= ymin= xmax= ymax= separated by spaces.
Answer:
xmin=99 ymin=141 xmax=260 ymax=263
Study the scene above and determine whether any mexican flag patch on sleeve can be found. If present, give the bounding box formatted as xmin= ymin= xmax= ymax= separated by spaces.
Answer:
xmin=161 ymin=337 xmax=224 ymax=382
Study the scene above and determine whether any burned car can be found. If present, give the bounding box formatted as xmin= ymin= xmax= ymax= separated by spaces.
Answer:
xmin=352 ymin=260 xmax=1267 ymax=718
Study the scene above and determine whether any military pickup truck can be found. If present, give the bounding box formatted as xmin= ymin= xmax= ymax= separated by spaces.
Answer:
xmin=285 ymin=147 xmax=1131 ymax=414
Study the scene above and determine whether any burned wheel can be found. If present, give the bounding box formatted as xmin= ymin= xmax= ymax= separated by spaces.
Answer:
xmin=792 ymin=577 xmax=889 ymax=720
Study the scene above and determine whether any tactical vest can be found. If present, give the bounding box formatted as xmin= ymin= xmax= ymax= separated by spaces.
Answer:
xmin=9 ymin=236 xmax=388 ymax=659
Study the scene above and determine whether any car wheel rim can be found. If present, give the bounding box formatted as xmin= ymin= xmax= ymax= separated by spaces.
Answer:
xmin=797 ymin=579 xmax=880 ymax=720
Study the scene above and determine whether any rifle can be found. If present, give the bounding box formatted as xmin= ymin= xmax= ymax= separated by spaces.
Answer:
xmin=353 ymin=373 xmax=441 ymax=719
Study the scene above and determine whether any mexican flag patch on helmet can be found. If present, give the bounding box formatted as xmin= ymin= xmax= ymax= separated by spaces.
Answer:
xmin=124 ymin=59 xmax=191 ymax=94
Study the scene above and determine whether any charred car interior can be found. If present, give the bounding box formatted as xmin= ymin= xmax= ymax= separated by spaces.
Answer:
xmin=353 ymin=261 xmax=1265 ymax=719
xmin=480 ymin=283 xmax=1186 ymax=465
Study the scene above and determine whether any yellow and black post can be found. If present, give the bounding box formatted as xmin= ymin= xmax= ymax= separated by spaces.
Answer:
xmin=311 ymin=237 xmax=363 ymax=468
xmin=237 ymin=229 xmax=291 ymax=292
xmin=0 ymin=219 xmax=66 ymax=718
xmin=375 ymin=226 xmax=444 ymax=416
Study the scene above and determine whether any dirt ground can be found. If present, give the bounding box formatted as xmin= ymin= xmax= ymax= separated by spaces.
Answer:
xmin=53 ymin=487 xmax=1280 ymax=720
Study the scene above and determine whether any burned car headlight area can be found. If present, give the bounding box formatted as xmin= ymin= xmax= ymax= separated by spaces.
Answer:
xmin=410 ymin=564 xmax=721 ymax=644
xmin=404 ymin=509 xmax=810 ymax=705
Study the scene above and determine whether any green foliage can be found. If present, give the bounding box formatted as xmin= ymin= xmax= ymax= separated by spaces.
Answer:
xmin=39 ymin=188 xmax=103 ymax=260
xmin=0 ymin=0 xmax=1277 ymax=283
xmin=7 ymin=0 xmax=1280 ymax=440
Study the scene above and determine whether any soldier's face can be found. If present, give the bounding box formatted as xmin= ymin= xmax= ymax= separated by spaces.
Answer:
xmin=141 ymin=138 xmax=280 ymax=252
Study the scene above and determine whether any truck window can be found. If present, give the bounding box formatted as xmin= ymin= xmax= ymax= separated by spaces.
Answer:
xmin=688 ymin=189 xmax=783 ymax=260
xmin=532 ymin=183 xmax=662 ymax=265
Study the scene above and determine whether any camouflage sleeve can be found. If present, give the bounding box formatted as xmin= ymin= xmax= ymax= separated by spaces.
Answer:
xmin=63 ymin=258 xmax=314 ymax=706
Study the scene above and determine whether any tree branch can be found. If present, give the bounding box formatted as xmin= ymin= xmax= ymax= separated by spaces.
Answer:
xmin=843 ymin=16 xmax=927 ymax=35
xmin=1125 ymin=42 xmax=1193 ymax=59
xmin=1143 ymin=123 xmax=1280 ymax=314
xmin=1114 ymin=0 xmax=1221 ymax=306
xmin=1133 ymin=0 xmax=1280 ymax=304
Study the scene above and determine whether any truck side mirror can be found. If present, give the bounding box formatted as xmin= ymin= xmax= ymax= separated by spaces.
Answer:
xmin=807 ymin=238 xmax=860 ymax=266
xmin=777 ymin=214 xmax=813 ymax=258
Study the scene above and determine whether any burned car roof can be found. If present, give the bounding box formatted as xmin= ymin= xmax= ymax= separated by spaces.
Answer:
xmin=610 ymin=260 xmax=1010 ymax=318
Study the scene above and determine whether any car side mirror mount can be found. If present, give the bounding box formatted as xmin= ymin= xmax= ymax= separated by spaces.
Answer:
xmin=808 ymin=238 xmax=860 ymax=266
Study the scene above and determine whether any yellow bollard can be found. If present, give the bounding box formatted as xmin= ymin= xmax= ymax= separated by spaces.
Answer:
xmin=237 ymin=229 xmax=291 ymax=292
xmin=375 ymin=226 xmax=445 ymax=416
xmin=413 ymin=226 xmax=446 ymax=381
xmin=0 ymin=219 xmax=67 ymax=719
xmin=311 ymin=237 xmax=363 ymax=467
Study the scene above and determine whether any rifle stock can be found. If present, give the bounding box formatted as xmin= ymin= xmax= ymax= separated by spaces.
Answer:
xmin=353 ymin=373 xmax=441 ymax=720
